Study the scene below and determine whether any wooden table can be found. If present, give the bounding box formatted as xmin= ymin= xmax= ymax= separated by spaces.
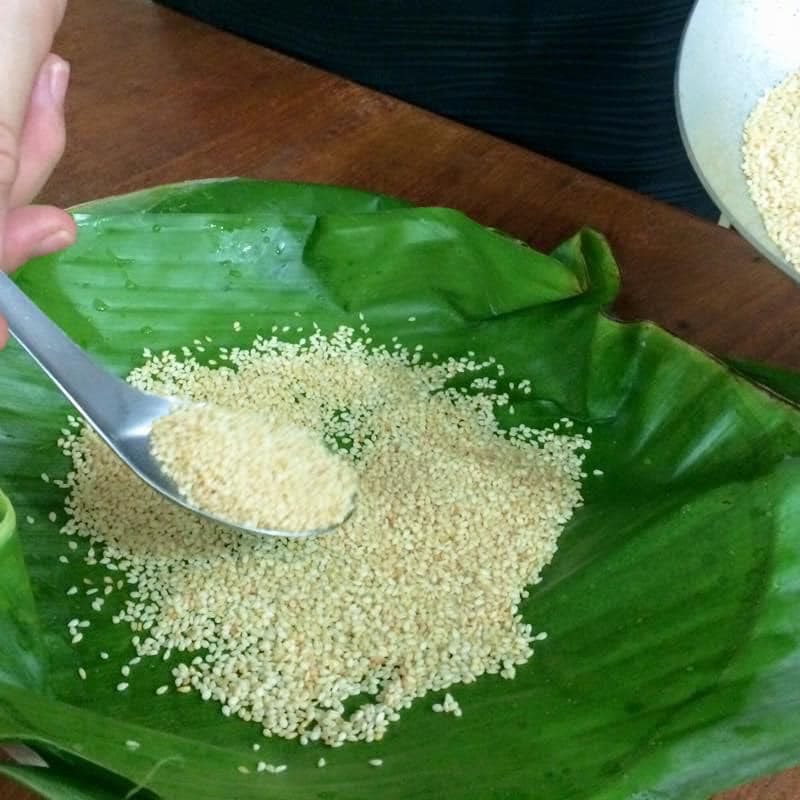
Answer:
xmin=2 ymin=0 xmax=799 ymax=798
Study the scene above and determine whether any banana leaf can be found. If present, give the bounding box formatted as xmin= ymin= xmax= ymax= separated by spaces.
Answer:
xmin=0 ymin=179 xmax=799 ymax=800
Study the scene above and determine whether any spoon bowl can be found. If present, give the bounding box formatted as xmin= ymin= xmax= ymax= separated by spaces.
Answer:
xmin=0 ymin=269 xmax=350 ymax=539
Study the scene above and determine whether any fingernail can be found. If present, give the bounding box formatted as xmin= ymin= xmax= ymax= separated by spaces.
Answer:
xmin=37 ymin=228 xmax=73 ymax=255
xmin=47 ymin=57 xmax=70 ymax=109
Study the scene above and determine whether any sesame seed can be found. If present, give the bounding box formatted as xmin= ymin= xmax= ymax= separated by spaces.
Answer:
xmin=66 ymin=586 xmax=78 ymax=596
xmin=41 ymin=473 xmax=50 ymax=483
xmin=252 ymin=743 xmax=260 ymax=751
xmin=48 ymin=511 xmax=57 ymax=522
xmin=53 ymin=326 xmax=590 ymax=747
xmin=25 ymin=516 xmax=34 ymax=525
xmin=100 ymin=651 xmax=109 ymax=660
xmin=149 ymin=405 xmax=356 ymax=532
xmin=368 ymin=758 xmax=383 ymax=767
xmin=742 ymin=70 xmax=800 ymax=271
xmin=237 ymin=765 xmax=249 ymax=774
xmin=121 ymin=665 xmax=130 ymax=677
xmin=71 ymin=633 xmax=83 ymax=644
xmin=274 ymin=765 xmax=287 ymax=773
xmin=58 ymin=555 xmax=69 ymax=564
xmin=317 ymin=757 xmax=326 ymax=768
xmin=125 ymin=740 xmax=140 ymax=751
xmin=78 ymin=667 xmax=87 ymax=680
xmin=116 ymin=682 xmax=129 ymax=692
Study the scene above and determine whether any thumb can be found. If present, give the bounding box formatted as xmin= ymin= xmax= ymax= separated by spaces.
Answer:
xmin=1 ymin=204 xmax=75 ymax=273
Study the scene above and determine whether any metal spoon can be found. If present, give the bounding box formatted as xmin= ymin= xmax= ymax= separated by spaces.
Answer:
xmin=0 ymin=270 xmax=351 ymax=538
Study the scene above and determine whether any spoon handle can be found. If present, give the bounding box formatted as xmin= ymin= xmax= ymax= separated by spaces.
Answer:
xmin=0 ymin=270 xmax=131 ymax=434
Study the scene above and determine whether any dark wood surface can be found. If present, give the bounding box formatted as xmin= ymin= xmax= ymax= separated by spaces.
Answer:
xmin=2 ymin=0 xmax=799 ymax=798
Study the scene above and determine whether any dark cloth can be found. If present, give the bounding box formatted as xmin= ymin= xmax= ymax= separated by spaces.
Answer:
xmin=157 ymin=0 xmax=717 ymax=219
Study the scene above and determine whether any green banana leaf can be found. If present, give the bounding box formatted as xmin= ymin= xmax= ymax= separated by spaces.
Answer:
xmin=0 ymin=179 xmax=799 ymax=800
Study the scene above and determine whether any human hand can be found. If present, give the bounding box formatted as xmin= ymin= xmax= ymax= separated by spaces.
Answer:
xmin=0 ymin=0 xmax=75 ymax=348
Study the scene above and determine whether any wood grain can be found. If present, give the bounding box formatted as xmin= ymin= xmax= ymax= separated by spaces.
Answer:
xmin=1 ymin=0 xmax=798 ymax=798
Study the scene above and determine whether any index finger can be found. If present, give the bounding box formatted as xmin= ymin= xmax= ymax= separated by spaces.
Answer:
xmin=0 ymin=0 xmax=67 ymax=202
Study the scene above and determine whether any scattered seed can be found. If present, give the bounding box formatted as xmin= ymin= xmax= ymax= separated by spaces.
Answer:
xmin=53 ymin=327 xmax=590 ymax=747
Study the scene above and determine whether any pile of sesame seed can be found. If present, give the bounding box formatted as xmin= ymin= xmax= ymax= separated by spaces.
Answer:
xmin=742 ymin=68 xmax=800 ymax=271
xmin=57 ymin=324 xmax=589 ymax=746
xmin=150 ymin=404 xmax=357 ymax=533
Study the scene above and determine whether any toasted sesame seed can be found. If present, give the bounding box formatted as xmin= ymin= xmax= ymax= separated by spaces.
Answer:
xmin=149 ymin=405 xmax=357 ymax=532
xmin=54 ymin=326 xmax=589 ymax=747
xmin=742 ymin=69 xmax=800 ymax=272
